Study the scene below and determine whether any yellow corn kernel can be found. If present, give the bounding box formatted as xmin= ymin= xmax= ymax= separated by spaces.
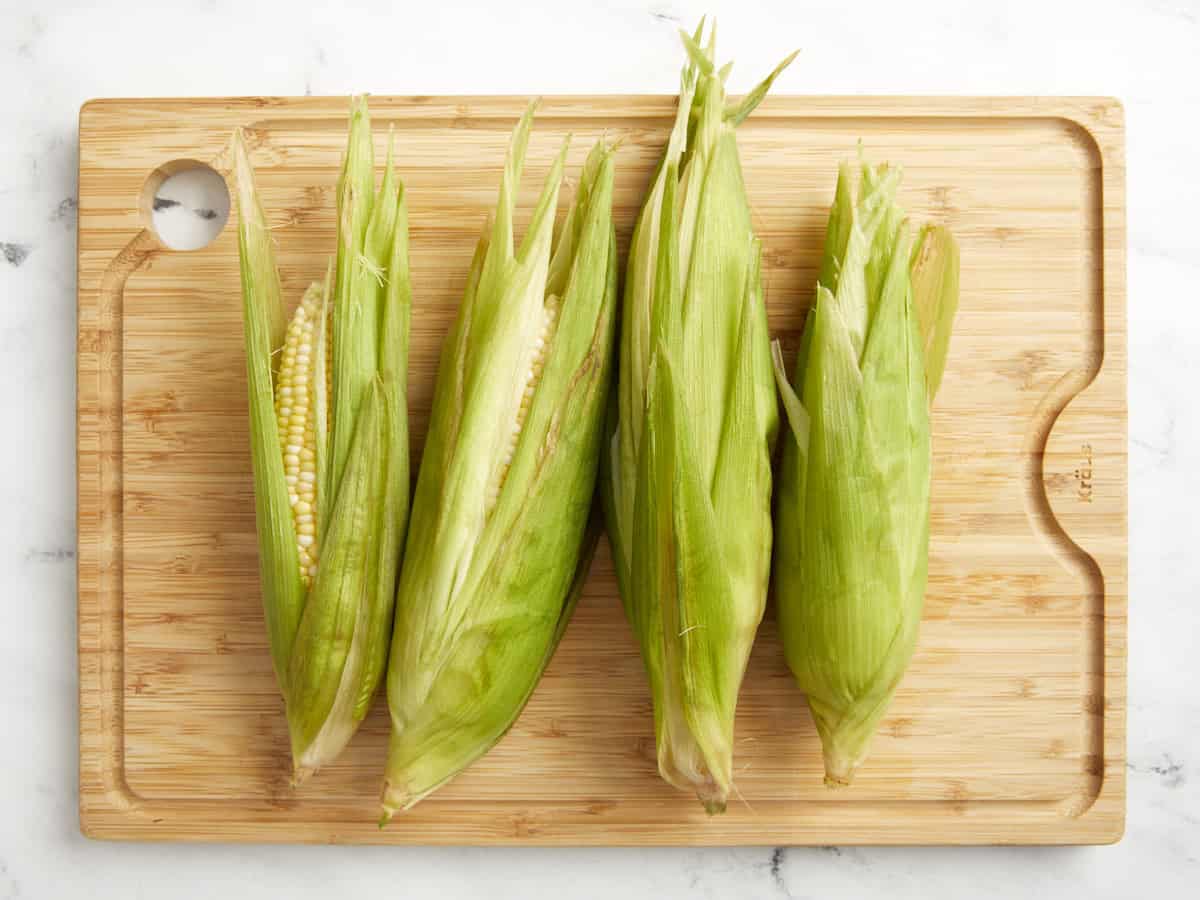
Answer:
xmin=274 ymin=286 xmax=327 ymax=586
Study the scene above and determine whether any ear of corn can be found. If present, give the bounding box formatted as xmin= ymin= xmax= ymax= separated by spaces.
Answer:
xmin=601 ymin=23 xmax=793 ymax=814
xmin=380 ymin=107 xmax=618 ymax=821
xmin=772 ymin=159 xmax=959 ymax=786
xmin=233 ymin=96 xmax=411 ymax=780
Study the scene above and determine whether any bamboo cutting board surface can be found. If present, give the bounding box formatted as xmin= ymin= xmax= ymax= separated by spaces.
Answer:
xmin=77 ymin=96 xmax=1126 ymax=845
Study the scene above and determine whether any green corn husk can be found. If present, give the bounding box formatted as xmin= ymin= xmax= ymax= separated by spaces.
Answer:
xmin=601 ymin=23 xmax=795 ymax=813
xmin=772 ymin=158 xmax=959 ymax=786
xmin=233 ymin=97 xmax=411 ymax=781
xmin=381 ymin=106 xmax=618 ymax=821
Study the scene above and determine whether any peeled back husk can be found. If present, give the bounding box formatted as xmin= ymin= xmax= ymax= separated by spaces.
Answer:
xmin=771 ymin=159 xmax=959 ymax=786
xmin=233 ymin=96 xmax=411 ymax=781
xmin=600 ymin=22 xmax=795 ymax=813
xmin=381 ymin=106 xmax=618 ymax=821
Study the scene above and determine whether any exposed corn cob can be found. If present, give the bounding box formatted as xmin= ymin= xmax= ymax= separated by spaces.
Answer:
xmin=600 ymin=23 xmax=795 ymax=813
xmin=381 ymin=106 xmax=618 ymax=821
xmin=233 ymin=97 xmax=411 ymax=780
xmin=772 ymin=159 xmax=959 ymax=786
xmin=275 ymin=280 xmax=331 ymax=585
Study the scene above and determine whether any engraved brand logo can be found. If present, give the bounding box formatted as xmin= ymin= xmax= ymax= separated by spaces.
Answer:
xmin=1074 ymin=443 xmax=1094 ymax=503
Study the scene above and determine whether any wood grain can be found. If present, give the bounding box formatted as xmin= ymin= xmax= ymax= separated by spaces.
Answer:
xmin=77 ymin=95 xmax=1126 ymax=845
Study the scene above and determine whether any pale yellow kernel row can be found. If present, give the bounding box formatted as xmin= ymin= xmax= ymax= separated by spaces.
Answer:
xmin=484 ymin=295 xmax=561 ymax=514
xmin=275 ymin=292 xmax=326 ymax=586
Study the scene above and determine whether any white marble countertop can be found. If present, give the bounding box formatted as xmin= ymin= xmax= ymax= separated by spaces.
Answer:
xmin=2 ymin=0 xmax=1195 ymax=895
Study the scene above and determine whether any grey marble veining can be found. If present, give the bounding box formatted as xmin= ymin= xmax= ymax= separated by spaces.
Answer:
xmin=2 ymin=0 xmax=1196 ymax=896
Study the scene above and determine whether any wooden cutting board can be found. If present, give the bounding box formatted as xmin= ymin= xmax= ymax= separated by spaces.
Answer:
xmin=77 ymin=96 xmax=1127 ymax=845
